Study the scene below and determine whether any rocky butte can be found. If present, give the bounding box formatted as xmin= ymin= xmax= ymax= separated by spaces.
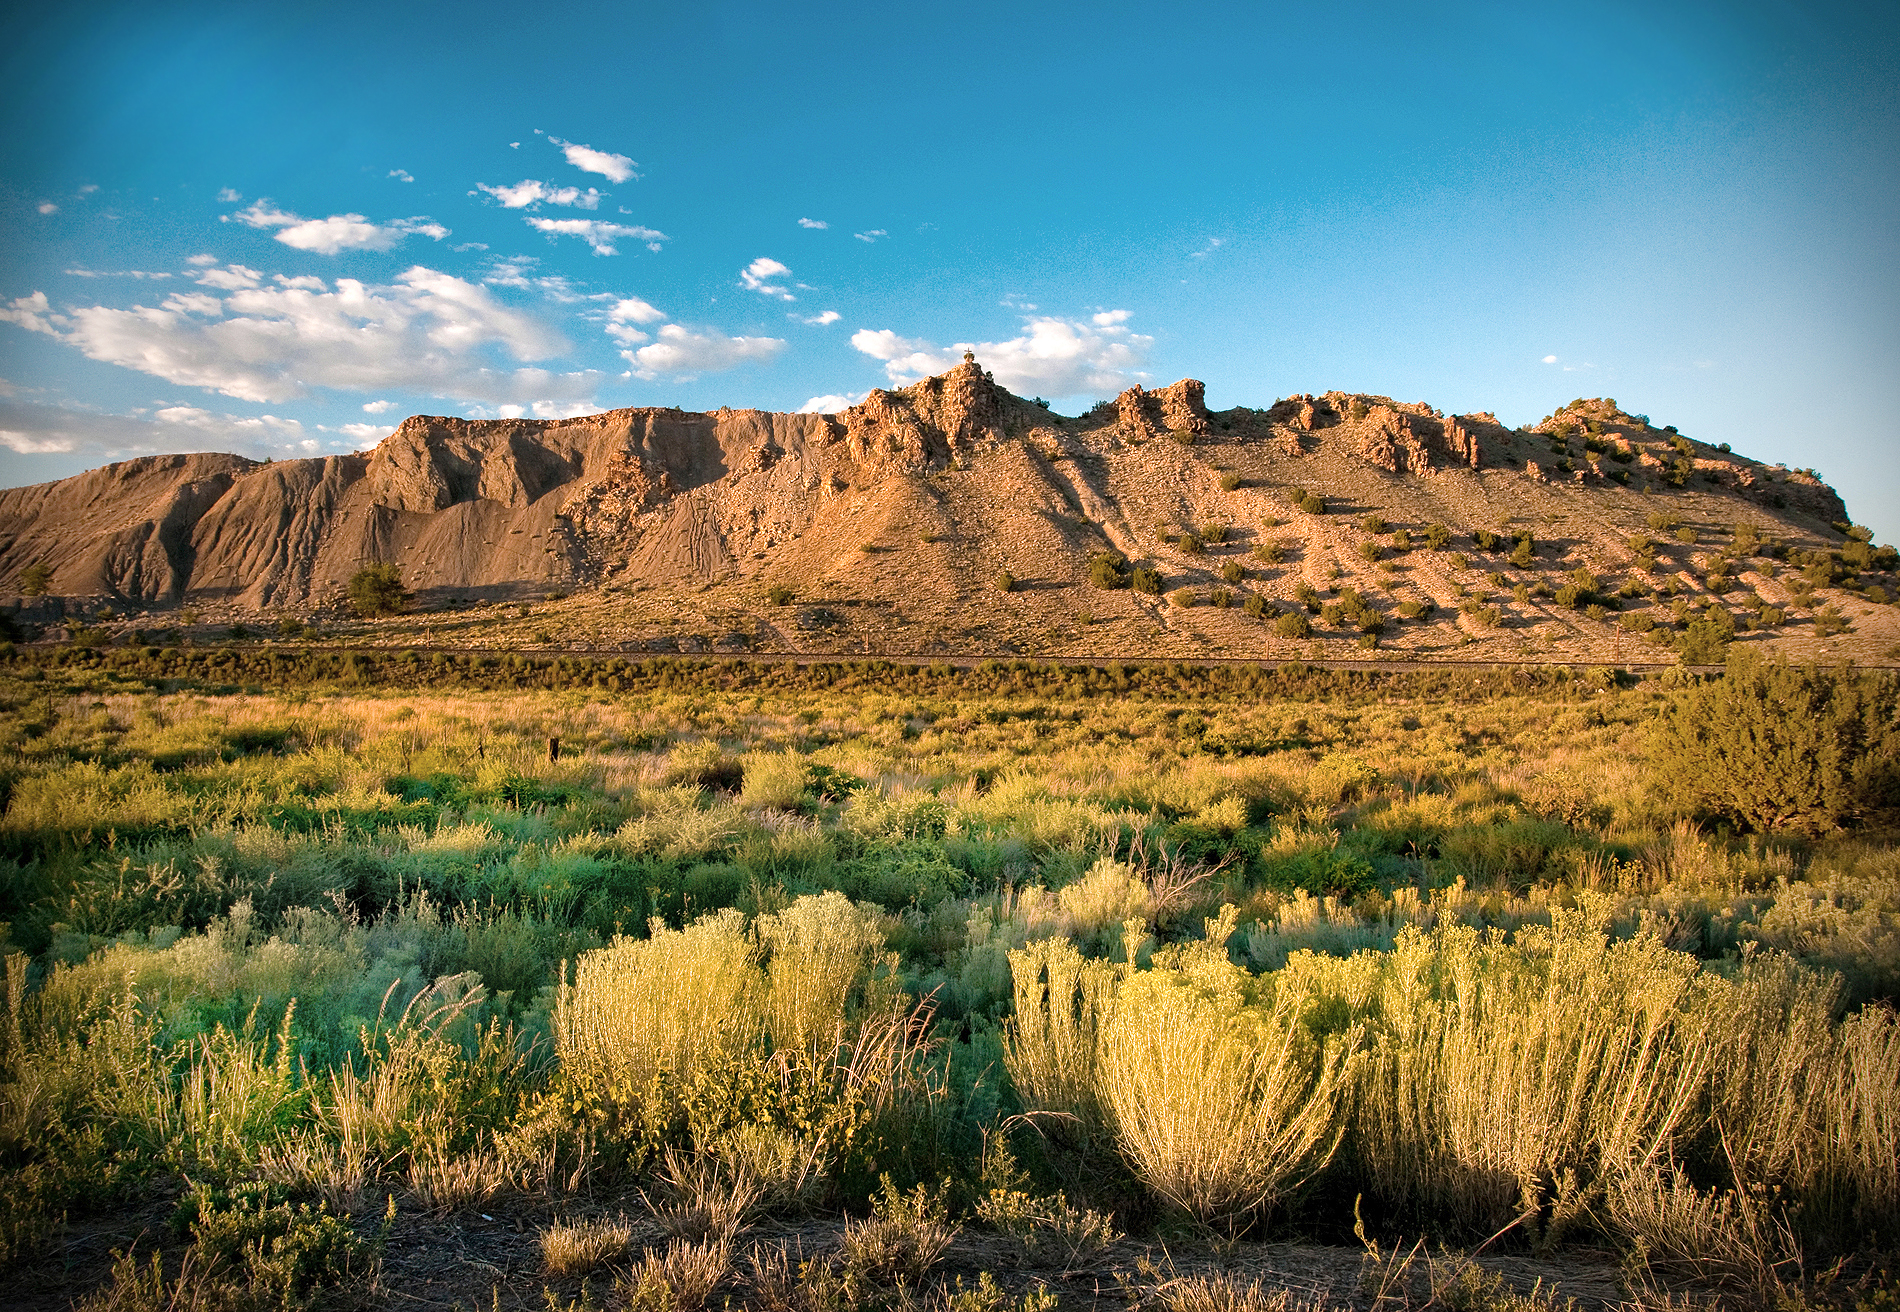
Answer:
xmin=1 ymin=358 xmax=1893 ymax=664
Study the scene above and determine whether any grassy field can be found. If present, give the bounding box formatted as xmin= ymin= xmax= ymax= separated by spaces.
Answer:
xmin=0 ymin=648 xmax=1895 ymax=1310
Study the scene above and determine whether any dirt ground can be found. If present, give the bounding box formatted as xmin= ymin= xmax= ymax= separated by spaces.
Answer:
xmin=13 ymin=1189 xmax=1708 ymax=1311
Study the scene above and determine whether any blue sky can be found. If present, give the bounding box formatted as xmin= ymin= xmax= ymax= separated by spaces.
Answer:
xmin=2 ymin=0 xmax=1895 ymax=541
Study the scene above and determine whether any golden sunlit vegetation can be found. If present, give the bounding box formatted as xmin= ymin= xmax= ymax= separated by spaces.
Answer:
xmin=0 ymin=647 xmax=1894 ymax=1309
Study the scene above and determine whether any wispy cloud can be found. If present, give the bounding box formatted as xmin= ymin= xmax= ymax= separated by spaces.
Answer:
xmin=477 ymin=179 xmax=603 ymax=210
xmin=226 ymin=199 xmax=449 ymax=254
xmin=740 ymin=257 xmax=794 ymax=300
xmin=389 ymin=168 xmax=414 ymax=183
xmin=64 ymin=268 xmax=173 ymax=280
xmin=851 ymin=312 xmax=1151 ymax=396
xmin=796 ymin=392 xmax=866 ymax=414
xmin=1189 ymin=237 xmax=1224 ymax=259
xmin=0 ymin=265 xmax=597 ymax=407
xmin=796 ymin=310 xmax=841 ymax=326
xmin=216 ymin=188 xmax=243 ymax=203
xmin=0 ymin=398 xmax=361 ymax=462
xmin=622 ymin=324 xmax=783 ymax=379
xmin=526 ymin=218 xmax=666 ymax=255
xmin=853 ymin=229 xmax=887 ymax=243
xmin=798 ymin=218 xmax=828 ymax=229
xmin=550 ymin=137 xmax=638 ymax=183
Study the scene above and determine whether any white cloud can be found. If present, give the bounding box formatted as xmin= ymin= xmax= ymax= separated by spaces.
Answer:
xmin=0 ymin=399 xmax=357 ymax=462
xmin=608 ymin=297 xmax=666 ymax=324
xmin=797 ymin=392 xmax=866 ymax=414
xmin=18 ymin=265 xmax=592 ymax=406
xmin=362 ymin=399 xmax=395 ymax=414
xmin=478 ymin=179 xmax=602 ymax=210
xmin=161 ymin=292 xmax=225 ymax=316
xmin=450 ymin=242 xmax=489 ymax=252
xmin=334 ymin=422 xmax=393 ymax=444
xmin=227 ymin=199 xmax=449 ymax=254
xmin=851 ymin=313 xmax=1151 ymax=396
xmin=604 ymin=296 xmax=667 ymax=348
xmin=389 ymin=169 xmax=414 ymax=182
xmin=156 ymin=405 xmax=308 ymax=442
xmin=740 ymin=257 xmax=794 ymax=300
xmin=798 ymin=218 xmax=828 ymax=229
xmin=488 ymin=400 xmax=606 ymax=421
xmin=853 ymin=229 xmax=887 ymax=243
xmin=1 ymin=292 xmax=60 ymax=336
xmin=483 ymin=256 xmax=537 ymax=289
xmin=77 ymin=184 xmax=99 ymax=196
xmin=194 ymin=264 xmax=263 ymax=290
xmin=64 ymin=268 xmax=172 ymax=280
xmin=186 ymin=254 xmax=219 ymax=266
xmin=526 ymin=217 xmax=667 ymax=255
xmin=37 ymin=202 xmax=58 ymax=215
xmin=1542 ymin=354 xmax=1558 ymax=364
xmin=552 ymin=138 xmax=637 ymax=183
xmin=1189 ymin=237 xmax=1224 ymax=258
xmin=623 ymin=324 xmax=783 ymax=379
xmin=216 ymin=188 xmax=243 ymax=203
xmin=797 ymin=310 xmax=841 ymax=326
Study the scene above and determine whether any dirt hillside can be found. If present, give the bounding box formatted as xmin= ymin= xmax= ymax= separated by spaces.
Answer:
xmin=4 ymin=358 xmax=1895 ymax=665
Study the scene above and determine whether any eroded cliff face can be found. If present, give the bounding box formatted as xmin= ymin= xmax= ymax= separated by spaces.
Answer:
xmin=0 ymin=361 xmax=1854 ymax=614
xmin=0 ymin=358 xmax=1034 ymax=607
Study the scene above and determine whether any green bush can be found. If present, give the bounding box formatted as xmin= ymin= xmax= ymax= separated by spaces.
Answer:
xmin=1814 ymin=606 xmax=1851 ymax=637
xmin=1423 ymin=523 xmax=1451 ymax=550
xmin=1219 ymin=472 xmax=1243 ymax=492
xmin=347 ymin=563 xmax=410 ymax=618
xmin=18 ymin=562 xmax=51 ymax=597
xmin=992 ymin=570 xmax=1016 ymax=593
xmin=1088 ymin=553 xmax=1128 ymax=589
xmin=1274 ymin=611 xmax=1310 ymax=638
xmin=1130 ymin=566 xmax=1162 ymax=596
xmin=1650 ymin=652 xmax=1900 ymax=835
xmin=1676 ymin=608 xmax=1735 ymax=664
xmin=1220 ymin=560 xmax=1244 ymax=584
xmin=768 ymin=586 xmax=794 ymax=606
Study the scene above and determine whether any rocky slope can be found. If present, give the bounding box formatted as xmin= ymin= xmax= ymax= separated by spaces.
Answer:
xmin=3 ymin=358 xmax=1894 ymax=664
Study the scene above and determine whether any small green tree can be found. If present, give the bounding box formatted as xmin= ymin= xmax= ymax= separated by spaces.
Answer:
xmin=1130 ymin=565 xmax=1162 ymax=596
xmin=347 ymin=562 xmax=411 ymax=617
xmin=18 ymin=562 xmax=51 ymax=596
xmin=1088 ymin=552 xmax=1128 ymax=589
xmin=1650 ymin=652 xmax=1900 ymax=835
xmin=1676 ymin=607 xmax=1735 ymax=664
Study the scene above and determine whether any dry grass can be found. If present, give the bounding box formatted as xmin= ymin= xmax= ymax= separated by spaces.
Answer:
xmin=540 ymin=1213 xmax=634 ymax=1276
xmin=617 ymin=1237 xmax=731 ymax=1311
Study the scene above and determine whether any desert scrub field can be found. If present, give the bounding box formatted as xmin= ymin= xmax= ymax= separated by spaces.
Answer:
xmin=0 ymin=647 xmax=1895 ymax=1309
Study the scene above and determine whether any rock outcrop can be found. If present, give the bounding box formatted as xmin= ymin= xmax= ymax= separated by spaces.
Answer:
xmin=0 ymin=371 xmax=1856 ymax=622
xmin=1114 ymin=380 xmax=1210 ymax=442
